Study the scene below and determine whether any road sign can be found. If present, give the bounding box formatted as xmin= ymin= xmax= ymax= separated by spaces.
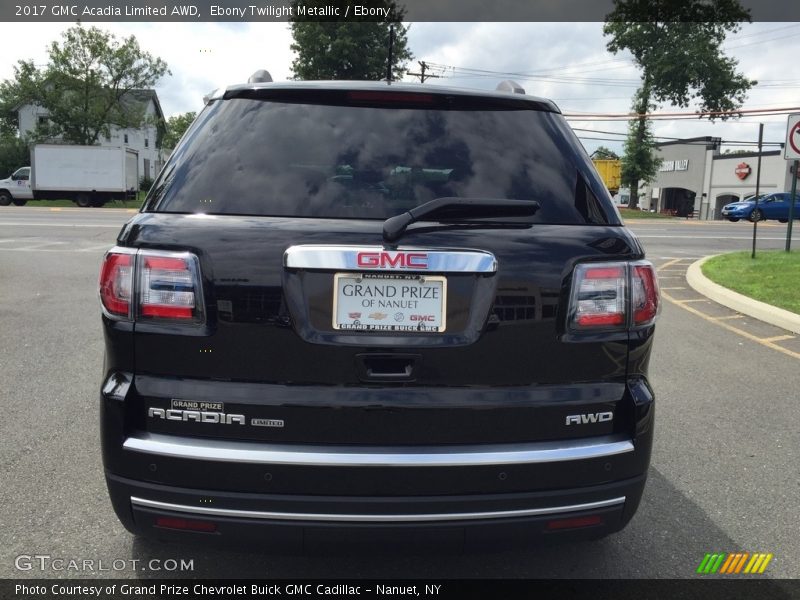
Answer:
xmin=786 ymin=113 xmax=800 ymax=160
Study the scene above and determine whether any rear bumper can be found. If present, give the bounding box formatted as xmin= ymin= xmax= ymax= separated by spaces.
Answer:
xmin=106 ymin=471 xmax=647 ymax=551
xmin=101 ymin=374 xmax=654 ymax=548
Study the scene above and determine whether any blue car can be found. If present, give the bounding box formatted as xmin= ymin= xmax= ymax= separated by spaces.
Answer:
xmin=721 ymin=192 xmax=800 ymax=222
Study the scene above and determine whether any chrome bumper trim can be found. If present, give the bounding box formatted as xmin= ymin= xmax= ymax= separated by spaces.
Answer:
xmin=123 ymin=433 xmax=634 ymax=467
xmin=131 ymin=496 xmax=626 ymax=523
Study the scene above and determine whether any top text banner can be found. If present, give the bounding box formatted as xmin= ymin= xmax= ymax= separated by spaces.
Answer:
xmin=3 ymin=0 xmax=800 ymax=22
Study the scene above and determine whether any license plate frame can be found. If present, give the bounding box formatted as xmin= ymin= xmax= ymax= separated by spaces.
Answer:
xmin=332 ymin=273 xmax=447 ymax=332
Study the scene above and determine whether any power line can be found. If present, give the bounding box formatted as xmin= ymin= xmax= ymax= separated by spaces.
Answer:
xmin=572 ymin=127 xmax=784 ymax=145
xmin=562 ymin=105 xmax=800 ymax=119
xmin=578 ymin=135 xmax=783 ymax=147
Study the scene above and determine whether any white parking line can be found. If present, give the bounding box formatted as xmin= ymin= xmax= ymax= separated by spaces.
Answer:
xmin=0 ymin=221 xmax=122 ymax=228
xmin=78 ymin=244 xmax=113 ymax=252
xmin=15 ymin=241 xmax=68 ymax=250
xmin=0 ymin=247 xmax=102 ymax=253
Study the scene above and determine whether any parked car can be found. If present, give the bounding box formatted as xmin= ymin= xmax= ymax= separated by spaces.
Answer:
xmin=99 ymin=75 xmax=660 ymax=550
xmin=721 ymin=193 xmax=800 ymax=222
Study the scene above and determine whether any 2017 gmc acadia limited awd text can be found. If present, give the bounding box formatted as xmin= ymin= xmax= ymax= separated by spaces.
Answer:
xmin=99 ymin=75 xmax=659 ymax=551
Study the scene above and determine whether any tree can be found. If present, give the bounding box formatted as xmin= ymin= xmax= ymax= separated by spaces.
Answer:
xmin=162 ymin=111 xmax=197 ymax=150
xmin=0 ymin=134 xmax=28 ymax=178
xmin=0 ymin=25 xmax=169 ymax=146
xmin=604 ymin=0 xmax=756 ymax=208
xmin=621 ymin=87 xmax=662 ymax=207
xmin=290 ymin=0 xmax=412 ymax=80
xmin=591 ymin=146 xmax=620 ymax=160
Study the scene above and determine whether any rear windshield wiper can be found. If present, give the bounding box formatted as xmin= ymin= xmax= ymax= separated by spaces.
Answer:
xmin=383 ymin=197 xmax=540 ymax=243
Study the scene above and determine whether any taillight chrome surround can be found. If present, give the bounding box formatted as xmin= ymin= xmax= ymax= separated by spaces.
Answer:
xmin=568 ymin=260 xmax=660 ymax=331
xmin=99 ymin=247 xmax=205 ymax=324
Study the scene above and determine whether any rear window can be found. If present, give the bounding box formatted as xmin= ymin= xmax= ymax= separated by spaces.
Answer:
xmin=146 ymin=95 xmax=610 ymax=224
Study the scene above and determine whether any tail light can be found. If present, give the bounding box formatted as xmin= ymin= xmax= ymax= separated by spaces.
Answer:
xmin=139 ymin=254 xmax=200 ymax=320
xmin=99 ymin=247 xmax=204 ymax=323
xmin=631 ymin=262 xmax=660 ymax=325
xmin=568 ymin=260 xmax=659 ymax=330
xmin=99 ymin=251 xmax=134 ymax=318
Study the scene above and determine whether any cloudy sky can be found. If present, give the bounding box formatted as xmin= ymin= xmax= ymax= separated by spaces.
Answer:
xmin=1 ymin=21 xmax=799 ymax=155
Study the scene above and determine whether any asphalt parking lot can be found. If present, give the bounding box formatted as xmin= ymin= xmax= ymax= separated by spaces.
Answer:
xmin=0 ymin=207 xmax=798 ymax=581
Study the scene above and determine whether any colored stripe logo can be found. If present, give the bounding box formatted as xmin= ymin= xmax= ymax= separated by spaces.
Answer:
xmin=697 ymin=552 xmax=773 ymax=574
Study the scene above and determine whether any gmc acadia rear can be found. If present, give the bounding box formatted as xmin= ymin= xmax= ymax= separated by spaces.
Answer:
xmin=99 ymin=75 xmax=659 ymax=550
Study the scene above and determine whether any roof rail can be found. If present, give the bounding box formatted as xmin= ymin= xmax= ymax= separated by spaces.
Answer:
xmin=496 ymin=80 xmax=525 ymax=95
xmin=248 ymin=69 xmax=273 ymax=84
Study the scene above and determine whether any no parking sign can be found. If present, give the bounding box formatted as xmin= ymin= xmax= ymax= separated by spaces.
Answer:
xmin=786 ymin=114 xmax=800 ymax=160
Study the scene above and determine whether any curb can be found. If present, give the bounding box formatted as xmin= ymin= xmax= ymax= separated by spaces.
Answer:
xmin=686 ymin=255 xmax=800 ymax=335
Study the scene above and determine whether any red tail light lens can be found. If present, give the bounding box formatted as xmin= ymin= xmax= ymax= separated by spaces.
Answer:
xmin=99 ymin=247 xmax=204 ymax=323
xmin=139 ymin=253 xmax=201 ymax=320
xmin=570 ymin=263 xmax=627 ymax=328
xmin=631 ymin=262 xmax=660 ymax=325
xmin=99 ymin=251 xmax=133 ymax=318
xmin=569 ymin=260 xmax=659 ymax=330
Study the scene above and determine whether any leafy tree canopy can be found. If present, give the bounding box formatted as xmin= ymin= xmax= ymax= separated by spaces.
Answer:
xmin=290 ymin=1 xmax=412 ymax=80
xmin=0 ymin=25 xmax=169 ymax=146
xmin=0 ymin=134 xmax=28 ymax=178
xmin=604 ymin=0 xmax=755 ymax=117
xmin=591 ymin=146 xmax=620 ymax=160
xmin=603 ymin=0 xmax=755 ymax=207
xmin=162 ymin=111 xmax=197 ymax=150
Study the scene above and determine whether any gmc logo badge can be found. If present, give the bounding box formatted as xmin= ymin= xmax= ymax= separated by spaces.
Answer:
xmin=356 ymin=252 xmax=428 ymax=269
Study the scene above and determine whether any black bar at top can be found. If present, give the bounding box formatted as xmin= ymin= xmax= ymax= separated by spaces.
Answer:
xmin=3 ymin=0 xmax=800 ymax=22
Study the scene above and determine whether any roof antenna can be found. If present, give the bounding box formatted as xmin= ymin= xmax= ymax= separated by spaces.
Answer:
xmin=496 ymin=80 xmax=525 ymax=94
xmin=248 ymin=69 xmax=273 ymax=84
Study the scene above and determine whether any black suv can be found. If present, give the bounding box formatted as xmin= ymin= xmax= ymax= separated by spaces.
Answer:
xmin=99 ymin=75 xmax=659 ymax=550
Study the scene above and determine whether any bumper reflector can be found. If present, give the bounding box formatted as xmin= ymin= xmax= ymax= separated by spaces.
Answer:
xmin=155 ymin=516 xmax=217 ymax=533
xmin=546 ymin=515 xmax=603 ymax=530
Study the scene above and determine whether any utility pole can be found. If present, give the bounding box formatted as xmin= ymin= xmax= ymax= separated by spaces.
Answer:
xmin=386 ymin=24 xmax=395 ymax=82
xmin=408 ymin=61 xmax=440 ymax=83
xmin=787 ymin=160 xmax=797 ymax=252
xmin=751 ymin=123 xmax=763 ymax=259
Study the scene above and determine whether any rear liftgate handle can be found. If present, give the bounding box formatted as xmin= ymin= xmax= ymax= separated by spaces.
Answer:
xmin=356 ymin=354 xmax=421 ymax=382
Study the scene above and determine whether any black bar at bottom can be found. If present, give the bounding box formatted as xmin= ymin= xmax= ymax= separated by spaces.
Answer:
xmin=2 ymin=579 xmax=797 ymax=600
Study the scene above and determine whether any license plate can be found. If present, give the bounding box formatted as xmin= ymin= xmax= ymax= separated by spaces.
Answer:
xmin=333 ymin=273 xmax=447 ymax=332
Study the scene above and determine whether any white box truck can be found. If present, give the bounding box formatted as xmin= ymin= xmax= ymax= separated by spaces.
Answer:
xmin=0 ymin=145 xmax=139 ymax=208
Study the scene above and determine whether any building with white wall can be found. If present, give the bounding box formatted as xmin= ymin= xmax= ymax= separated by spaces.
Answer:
xmin=17 ymin=89 xmax=166 ymax=184
xmin=644 ymin=137 xmax=794 ymax=219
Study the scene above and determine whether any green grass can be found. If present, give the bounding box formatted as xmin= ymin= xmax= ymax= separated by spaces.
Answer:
xmin=702 ymin=250 xmax=800 ymax=315
xmin=619 ymin=208 xmax=674 ymax=219
xmin=20 ymin=191 xmax=146 ymax=209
